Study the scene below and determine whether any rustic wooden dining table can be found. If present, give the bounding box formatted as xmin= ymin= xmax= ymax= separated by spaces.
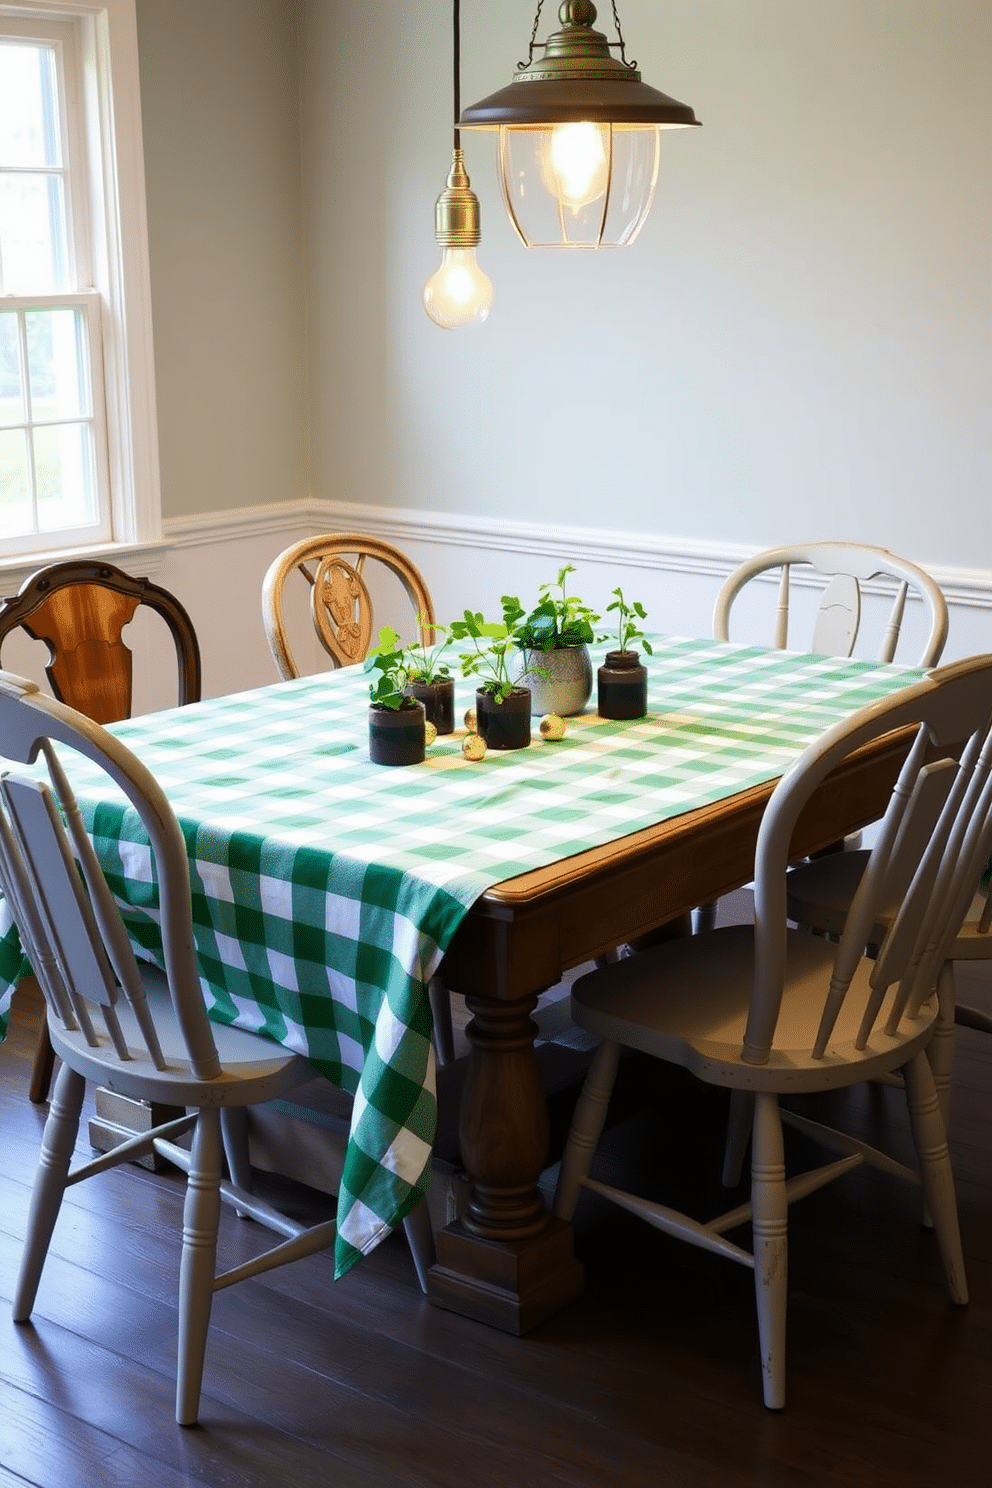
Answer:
xmin=431 ymin=699 xmax=916 ymax=1331
xmin=0 ymin=635 xmax=922 ymax=1325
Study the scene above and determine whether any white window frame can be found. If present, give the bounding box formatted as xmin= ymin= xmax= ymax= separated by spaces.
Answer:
xmin=0 ymin=0 xmax=160 ymax=579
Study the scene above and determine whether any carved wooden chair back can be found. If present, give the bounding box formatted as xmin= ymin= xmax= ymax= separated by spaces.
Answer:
xmin=713 ymin=541 xmax=948 ymax=668
xmin=261 ymin=533 xmax=436 ymax=679
xmin=0 ymin=559 xmax=201 ymax=724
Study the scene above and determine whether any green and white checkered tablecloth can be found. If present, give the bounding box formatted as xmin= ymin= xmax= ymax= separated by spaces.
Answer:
xmin=0 ymin=636 xmax=922 ymax=1275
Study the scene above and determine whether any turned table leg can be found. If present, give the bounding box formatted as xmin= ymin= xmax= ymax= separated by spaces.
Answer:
xmin=427 ymin=988 xmax=583 ymax=1333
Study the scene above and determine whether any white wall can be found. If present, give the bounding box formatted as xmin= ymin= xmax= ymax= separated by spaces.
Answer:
xmin=135 ymin=0 xmax=308 ymax=521
xmin=301 ymin=0 xmax=991 ymax=571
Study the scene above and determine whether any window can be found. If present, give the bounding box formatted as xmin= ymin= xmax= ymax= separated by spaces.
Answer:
xmin=0 ymin=2 xmax=158 ymax=564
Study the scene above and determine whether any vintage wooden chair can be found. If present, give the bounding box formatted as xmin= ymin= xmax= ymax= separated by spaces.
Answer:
xmin=553 ymin=654 xmax=992 ymax=1409
xmin=261 ymin=532 xmax=436 ymax=680
xmin=0 ymin=672 xmax=340 ymax=1426
xmin=0 ymin=559 xmax=201 ymax=1101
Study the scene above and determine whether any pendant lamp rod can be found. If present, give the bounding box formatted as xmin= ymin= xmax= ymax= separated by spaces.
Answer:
xmin=452 ymin=0 xmax=461 ymax=150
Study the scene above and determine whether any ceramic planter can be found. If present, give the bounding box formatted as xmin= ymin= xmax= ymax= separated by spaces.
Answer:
xmin=475 ymin=687 xmax=532 ymax=750
xmin=597 ymin=649 xmax=648 ymax=720
xmin=405 ymin=675 xmax=455 ymax=734
xmin=517 ymin=644 xmax=592 ymax=717
xmin=368 ymin=700 xmax=426 ymax=765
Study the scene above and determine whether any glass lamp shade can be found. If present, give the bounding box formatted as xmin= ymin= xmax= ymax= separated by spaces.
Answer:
xmin=423 ymin=246 xmax=494 ymax=329
xmin=499 ymin=121 xmax=661 ymax=247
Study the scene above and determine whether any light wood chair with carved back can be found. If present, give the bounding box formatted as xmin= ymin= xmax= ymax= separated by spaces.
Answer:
xmin=260 ymin=533 xmax=453 ymax=1070
xmin=0 ymin=672 xmax=337 ymax=1426
xmin=261 ymin=533 xmax=436 ymax=681
xmin=554 ymin=654 xmax=992 ymax=1408
xmin=0 ymin=559 xmax=201 ymax=1100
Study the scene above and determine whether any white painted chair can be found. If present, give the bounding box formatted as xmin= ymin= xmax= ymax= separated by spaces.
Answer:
xmin=712 ymin=540 xmax=948 ymax=667
xmin=553 ymin=654 xmax=992 ymax=1409
xmin=695 ymin=541 xmax=950 ymax=935
xmin=786 ymin=849 xmax=992 ymax=1132
xmin=0 ymin=672 xmax=343 ymax=1424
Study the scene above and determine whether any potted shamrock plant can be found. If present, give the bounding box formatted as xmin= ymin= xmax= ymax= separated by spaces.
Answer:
xmin=449 ymin=608 xmax=539 ymax=750
xmin=403 ymin=614 xmax=455 ymax=734
xmin=597 ymin=588 xmax=653 ymax=720
xmin=506 ymin=564 xmax=600 ymax=716
xmin=364 ymin=626 xmax=426 ymax=765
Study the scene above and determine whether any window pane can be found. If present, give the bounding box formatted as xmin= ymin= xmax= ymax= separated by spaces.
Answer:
xmin=34 ymin=420 xmax=95 ymax=530
xmin=26 ymin=308 xmax=88 ymax=420
xmin=0 ymin=426 xmax=31 ymax=533
xmin=0 ymin=172 xmax=68 ymax=292
xmin=0 ymin=43 xmax=61 ymax=168
xmin=0 ymin=312 xmax=24 ymax=427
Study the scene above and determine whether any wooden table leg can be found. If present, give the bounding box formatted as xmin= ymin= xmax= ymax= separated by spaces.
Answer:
xmin=427 ymin=988 xmax=583 ymax=1333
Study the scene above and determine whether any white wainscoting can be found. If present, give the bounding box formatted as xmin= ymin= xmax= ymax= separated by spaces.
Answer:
xmin=3 ymin=499 xmax=990 ymax=714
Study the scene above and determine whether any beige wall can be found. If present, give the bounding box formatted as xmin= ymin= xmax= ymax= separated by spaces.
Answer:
xmin=133 ymin=0 xmax=990 ymax=572
xmin=135 ymin=0 xmax=307 ymax=519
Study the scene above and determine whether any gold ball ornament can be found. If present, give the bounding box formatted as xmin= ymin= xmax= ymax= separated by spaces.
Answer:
xmin=539 ymin=713 xmax=566 ymax=741
xmin=463 ymin=707 xmax=477 ymax=732
xmin=461 ymin=732 xmax=486 ymax=761
xmin=423 ymin=720 xmax=438 ymax=747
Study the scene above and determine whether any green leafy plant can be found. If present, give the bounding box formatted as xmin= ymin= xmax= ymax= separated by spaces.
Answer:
xmin=448 ymin=609 xmax=540 ymax=703
xmin=505 ymin=565 xmax=600 ymax=652
xmin=605 ymin=587 xmax=653 ymax=655
xmin=364 ymin=626 xmax=419 ymax=710
xmin=405 ymin=614 xmax=451 ymax=684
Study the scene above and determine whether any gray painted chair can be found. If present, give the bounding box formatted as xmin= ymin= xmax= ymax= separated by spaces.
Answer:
xmin=553 ymin=654 xmax=992 ymax=1409
xmin=0 ymin=671 xmax=339 ymax=1426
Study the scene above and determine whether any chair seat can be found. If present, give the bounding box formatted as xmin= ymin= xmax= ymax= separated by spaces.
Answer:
xmin=787 ymin=850 xmax=991 ymax=960
xmin=571 ymin=925 xmax=937 ymax=1093
xmin=49 ymin=964 xmax=313 ymax=1109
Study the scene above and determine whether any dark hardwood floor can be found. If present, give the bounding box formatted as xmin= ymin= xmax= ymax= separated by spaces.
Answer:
xmin=0 ymin=931 xmax=989 ymax=1487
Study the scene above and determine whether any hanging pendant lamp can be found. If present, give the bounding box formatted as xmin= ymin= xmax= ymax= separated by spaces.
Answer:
xmin=459 ymin=0 xmax=700 ymax=249
xmin=423 ymin=0 xmax=494 ymax=328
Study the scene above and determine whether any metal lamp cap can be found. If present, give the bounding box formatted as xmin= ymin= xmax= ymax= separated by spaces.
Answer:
xmin=434 ymin=150 xmax=482 ymax=248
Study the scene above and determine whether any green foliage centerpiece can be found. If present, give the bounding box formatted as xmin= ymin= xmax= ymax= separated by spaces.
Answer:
xmin=506 ymin=565 xmax=599 ymax=716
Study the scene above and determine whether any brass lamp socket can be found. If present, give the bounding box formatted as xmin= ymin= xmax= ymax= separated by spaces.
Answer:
xmin=434 ymin=149 xmax=482 ymax=248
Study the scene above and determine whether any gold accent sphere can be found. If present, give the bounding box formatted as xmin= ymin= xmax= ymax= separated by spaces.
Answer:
xmin=463 ymin=708 xmax=477 ymax=732
xmin=424 ymin=720 xmax=438 ymax=747
xmin=539 ymin=713 xmax=566 ymax=740
xmin=461 ymin=732 xmax=487 ymax=761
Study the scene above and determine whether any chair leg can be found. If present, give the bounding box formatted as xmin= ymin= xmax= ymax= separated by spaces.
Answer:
xmin=28 ymin=1022 xmax=57 ymax=1104
xmin=402 ymin=1196 xmax=435 ymax=1292
xmin=927 ymin=962 xmax=957 ymax=1136
xmin=903 ymin=1050 xmax=968 ymax=1306
xmin=553 ymin=1039 xmax=621 ymax=1221
xmin=751 ymin=1091 xmax=788 ymax=1410
xmin=693 ymin=900 xmax=719 ymax=935
xmin=14 ymin=1063 xmax=85 ymax=1322
xmin=176 ymin=1108 xmax=223 ymax=1426
xmin=722 ymin=1090 xmax=754 ymax=1188
xmin=427 ymin=974 xmax=455 ymax=1068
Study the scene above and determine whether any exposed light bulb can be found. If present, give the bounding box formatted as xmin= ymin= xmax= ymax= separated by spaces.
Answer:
xmin=545 ymin=121 xmax=609 ymax=210
xmin=423 ymin=246 xmax=493 ymax=330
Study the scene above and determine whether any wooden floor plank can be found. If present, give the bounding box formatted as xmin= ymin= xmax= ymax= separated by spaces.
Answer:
xmin=0 ymin=960 xmax=989 ymax=1488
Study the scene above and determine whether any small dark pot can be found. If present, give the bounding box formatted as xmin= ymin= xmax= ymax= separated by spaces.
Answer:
xmin=368 ymin=700 xmax=426 ymax=765
xmin=475 ymin=687 xmax=532 ymax=751
xmin=405 ymin=675 xmax=455 ymax=734
xmin=597 ymin=650 xmax=648 ymax=720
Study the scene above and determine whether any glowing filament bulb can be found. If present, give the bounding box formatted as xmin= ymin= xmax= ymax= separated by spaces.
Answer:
xmin=547 ymin=121 xmax=610 ymax=209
